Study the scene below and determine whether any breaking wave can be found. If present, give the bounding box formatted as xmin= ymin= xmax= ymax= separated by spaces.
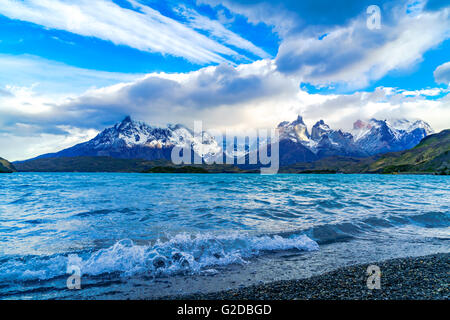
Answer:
xmin=0 ymin=232 xmax=318 ymax=282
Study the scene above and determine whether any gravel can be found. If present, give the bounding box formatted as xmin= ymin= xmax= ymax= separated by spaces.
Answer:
xmin=169 ymin=253 xmax=449 ymax=300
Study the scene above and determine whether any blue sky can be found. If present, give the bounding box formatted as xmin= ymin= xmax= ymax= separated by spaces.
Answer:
xmin=0 ymin=1 xmax=278 ymax=74
xmin=0 ymin=0 xmax=449 ymax=160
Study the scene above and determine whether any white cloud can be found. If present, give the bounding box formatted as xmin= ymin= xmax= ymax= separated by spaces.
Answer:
xmin=0 ymin=54 xmax=143 ymax=96
xmin=434 ymin=61 xmax=450 ymax=85
xmin=0 ymin=0 xmax=258 ymax=64
xmin=400 ymin=88 xmax=447 ymax=97
xmin=0 ymin=126 xmax=99 ymax=161
xmin=299 ymin=87 xmax=450 ymax=132
xmin=0 ymin=55 xmax=147 ymax=147
xmin=0 ymin=54 xmax=145 ymax=131
xmin=1 ymin=58 xmax=449 ymax=161
xmin=275 ymin=7 xmax=450 ymax=89
xmin=44 ymin=59 xmax=302 ymax=131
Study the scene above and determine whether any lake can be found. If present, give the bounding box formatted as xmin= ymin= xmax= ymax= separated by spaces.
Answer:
xmin=0 ymin=173 xmax=449 ymax=299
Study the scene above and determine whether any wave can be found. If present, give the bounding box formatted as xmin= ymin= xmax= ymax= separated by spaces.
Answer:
xmin=304 ymin=211 xmax=450 ymax=245
xmin=4 ymin=211 xmax=446 ymax=284
xmin=0 ymin=232 xmax=319 ymax=282
xmin=73 ymin=207 xmax=137 ymax=218
xmin=305 ymin=222 xmax=363 ymax=244
xmin=406 ymin=211 xmax=450 ymax=228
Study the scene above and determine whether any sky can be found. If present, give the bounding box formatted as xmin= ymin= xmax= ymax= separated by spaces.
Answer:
xmin=0 ymin=0 xmax=449 ymax=160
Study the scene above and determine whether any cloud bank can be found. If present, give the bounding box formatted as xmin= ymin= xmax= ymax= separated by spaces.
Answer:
xmin=275 ymin=5 xmax=450 ymax=89
xmin=1 ymin=58 xmax=449 ymax=160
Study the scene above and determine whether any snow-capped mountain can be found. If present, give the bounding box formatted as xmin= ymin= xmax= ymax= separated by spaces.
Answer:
xmin=31 ymin=116 xmax=222 ymax=162
xmin=274 ymin=116 xmax=319 ymax=164
xmin=277 ymin=115 xmax=319 ymax=151
xmin=311 ymin=120 xmax=332 ymax=141
xmin=390 ymin=119 xmax=434 ymax=135
xmin=309 ymin=120 xmax=364 ymax=158
xmin=274 ymin=116 xmax=433 ymax=164
xmin=351 ymin=118 xmax=434 ymax=155
xmin=278 ymin=115 xmax=311 ymax=143
xmin=277 ymin=117 xmax=364 ymax=160
xmin=25 ymin=115 xmax=434 ymax=167
xmin=315 ymin=128 xmax=364 ymax=158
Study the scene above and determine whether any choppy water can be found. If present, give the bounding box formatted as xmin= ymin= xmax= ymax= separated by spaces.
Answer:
xmin=0 ymin=173 xmax=449 ymax=299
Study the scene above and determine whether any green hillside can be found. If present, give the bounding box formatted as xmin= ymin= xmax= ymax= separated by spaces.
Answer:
xmin=0 ymin=157 xmax=16 ymax=173
xmin=368 ymin=129 xmax=450 ymax=174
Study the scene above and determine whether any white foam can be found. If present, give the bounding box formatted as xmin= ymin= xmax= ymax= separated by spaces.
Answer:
xmin=0 ymin=232 xmax=319 ymax=281
xmin=72 ymin=233 xmax=319 ymax=277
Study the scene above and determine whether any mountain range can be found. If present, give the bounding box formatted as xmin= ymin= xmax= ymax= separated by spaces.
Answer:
xmin=276 ymin=116 xmax=433 ymax=164
xmin=20 ymin=115 xmax=434 ymax=167
xmin=12 ymin=129 xmax=449 ymax=174
xmin=27 ymin=116 xmax=222 ymax=163
xmin=281 ymin=129 xmax=450 ymax=175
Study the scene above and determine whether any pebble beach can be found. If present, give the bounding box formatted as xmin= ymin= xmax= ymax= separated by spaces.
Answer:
xmin=172 ymin=253 xmax=449 ymax=300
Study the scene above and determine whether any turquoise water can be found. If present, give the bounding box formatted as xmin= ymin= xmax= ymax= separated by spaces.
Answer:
xmin=0 ymin=173 xmax=449 ymax=299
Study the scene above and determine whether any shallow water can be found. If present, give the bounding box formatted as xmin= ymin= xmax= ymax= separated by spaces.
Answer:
xmin=0 ymin=173 xmax=449 ymax=299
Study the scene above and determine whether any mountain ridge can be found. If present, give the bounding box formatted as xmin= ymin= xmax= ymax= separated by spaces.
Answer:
xmin=275 ymin=116 xmax=433 ymax=164
xmin=23 ymin=116 xmax=221 ymax=163
xmin=13 ymin=129 xmax=449 ymax=174
xmin=17 ymin=115 xmax=434 ymax=167
xmin=280 ymin=129 xmax=450 ymax=175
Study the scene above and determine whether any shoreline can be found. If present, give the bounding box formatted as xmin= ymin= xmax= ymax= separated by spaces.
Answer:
xmin=165 ymin=253 xmax=449 ymax=300
xmin=7 ymin=171 xmax=448 ymax=175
